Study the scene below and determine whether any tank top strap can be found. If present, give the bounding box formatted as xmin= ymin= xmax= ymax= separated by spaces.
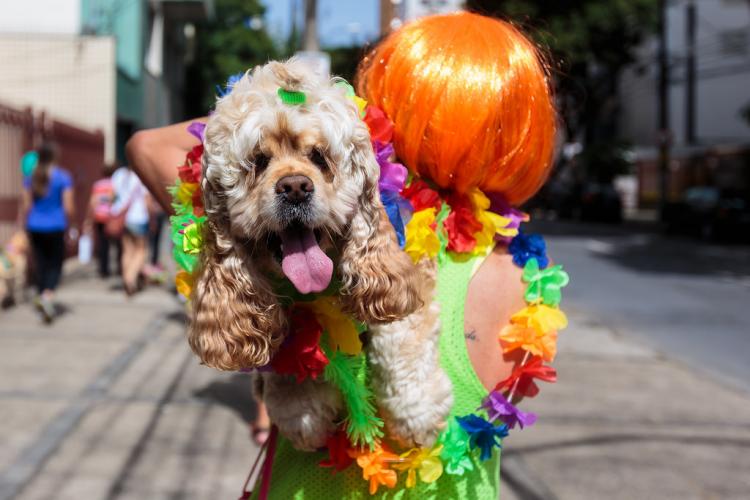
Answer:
xmin=436 ymin=251 xmax=492 ymax=416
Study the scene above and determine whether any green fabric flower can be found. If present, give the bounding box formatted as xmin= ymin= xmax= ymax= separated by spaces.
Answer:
xmin=439 ymin=419 xmax=475 ymax=475
xmin=522 ymin=258 xmax=570 ymax=307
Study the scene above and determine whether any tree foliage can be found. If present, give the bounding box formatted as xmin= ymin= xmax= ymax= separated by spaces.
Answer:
xmin=467 ymin=0 xmax=659 ymax=144
xmin=185 ymin=0 xmax=279 ymax=115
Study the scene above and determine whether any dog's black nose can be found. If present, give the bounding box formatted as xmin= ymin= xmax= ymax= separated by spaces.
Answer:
xmin=276 ymin=175 xmax=314 ymax=203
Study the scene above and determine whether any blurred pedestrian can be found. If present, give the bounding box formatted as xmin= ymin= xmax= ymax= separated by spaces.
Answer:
xmin=86 ymin=162 xmax=121 ymax=278
xmin=142 ymin=198 xmax=167 ymax=284
xmin=21 ymin=142 xmax=74 ymax=323
xmin=111 ymin=166 xmax=149 ymax=296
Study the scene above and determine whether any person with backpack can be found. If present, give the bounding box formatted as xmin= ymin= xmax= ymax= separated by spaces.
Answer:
xmin=110 ymin=165 xmax=150 ymax=296
xmin=21 ymin=142 xmax=74 ymax=323
xmin=86 ymin=163 xmax=121 ymax=278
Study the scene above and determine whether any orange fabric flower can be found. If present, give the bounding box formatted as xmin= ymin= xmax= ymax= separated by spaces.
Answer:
xmin=499 ymin=305 xmax=566 ymax=361
xmin=348 ymin=444 xmax=399 ymax=495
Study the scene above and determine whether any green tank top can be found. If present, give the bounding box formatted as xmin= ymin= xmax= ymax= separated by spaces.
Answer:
xmin=255 ymin=253 xmax=499 ymax=499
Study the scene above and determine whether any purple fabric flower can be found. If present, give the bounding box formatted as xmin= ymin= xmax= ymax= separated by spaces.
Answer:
xmin=373 ymin=141 xmax=411 ymax=248
xmin=487 ymin=193 xmax=529 ymax=244
xmin=375 ymin=142 xmax=408 ymax=193
xmin=456 ymin=414 xmax=509 ymax=461
xmin=508 ymin=231 xmax=549 ymax=269
xmin=480 ymin=390 xmax=538 ymax=430
xmin=187 ymin=122 xmax=206 ymax=143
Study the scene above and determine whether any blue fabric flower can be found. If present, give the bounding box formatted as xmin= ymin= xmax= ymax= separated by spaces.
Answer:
xmin=216 ymin=72 xmax=244 ymax=97
xmin=508 ymin=231 xmax=549 ymax=269
xmin=381 ymin=191 xmax=411 ymax=248
xmin=456 ymin=414 xmax=509 ymax=461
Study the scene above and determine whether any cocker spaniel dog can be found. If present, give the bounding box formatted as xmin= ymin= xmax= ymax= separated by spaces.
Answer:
xmin=189 ymin=59 xmax=452 ymax=450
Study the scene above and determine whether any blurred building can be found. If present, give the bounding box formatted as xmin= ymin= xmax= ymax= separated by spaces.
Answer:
xmin=618 ymin=0 xmax=750 ymax=205
xmin=0 ymin=0 xmax=211 ymax=162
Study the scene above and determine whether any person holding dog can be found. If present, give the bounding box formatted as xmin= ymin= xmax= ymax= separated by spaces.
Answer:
xmin=127 ymin=11 xmax=565 ymax=499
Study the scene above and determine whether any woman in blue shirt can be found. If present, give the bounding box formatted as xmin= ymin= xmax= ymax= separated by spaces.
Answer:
xmin=21 ymin=143 xmax=75 ymax=323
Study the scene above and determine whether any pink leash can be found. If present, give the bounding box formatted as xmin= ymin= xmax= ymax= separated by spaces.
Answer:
xmin=239 ymin=425 xmax=279 ymax=500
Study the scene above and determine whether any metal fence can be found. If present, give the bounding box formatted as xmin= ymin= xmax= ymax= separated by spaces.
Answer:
xmin=0 ymin=102 xmax=104 ymax=249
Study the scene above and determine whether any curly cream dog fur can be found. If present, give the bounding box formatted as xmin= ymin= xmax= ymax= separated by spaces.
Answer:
xmin=191 ymin=58 xmax=452 ymax=449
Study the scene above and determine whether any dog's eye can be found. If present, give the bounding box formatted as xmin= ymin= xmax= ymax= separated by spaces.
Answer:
xmin=309 ymin=149 xmax=328 ymax=171
xmin=253 ymin=153 xmax=270 ymax=171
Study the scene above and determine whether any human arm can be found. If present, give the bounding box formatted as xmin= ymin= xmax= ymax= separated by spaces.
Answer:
xmin=19 ymin=189 xmax=31 ymax=227
xmin=62 ymin=187 xmax=75 ymax=229
xmin=125 ymin=118 xmax=207 ymax=212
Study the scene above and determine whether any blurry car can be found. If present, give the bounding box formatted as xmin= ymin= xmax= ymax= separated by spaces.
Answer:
xmin=665 ymin=187 xmax=750 ymax=242
xmin=579 ymin=182 xmax=623 ymax=223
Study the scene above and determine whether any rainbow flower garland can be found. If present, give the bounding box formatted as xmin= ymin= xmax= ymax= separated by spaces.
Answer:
xmin=169 ymin=79 xmax=570 ymax=495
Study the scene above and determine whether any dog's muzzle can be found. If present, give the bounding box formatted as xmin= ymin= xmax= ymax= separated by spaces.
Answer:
xmin=275 ymin=174 xmax=315 ymax=226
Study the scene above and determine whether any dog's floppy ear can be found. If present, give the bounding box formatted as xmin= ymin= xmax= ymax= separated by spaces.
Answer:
xmin=339 ymin=143 xmax=423 ymax=324
xmin=188 ymin=177 xmax=286 ymax=371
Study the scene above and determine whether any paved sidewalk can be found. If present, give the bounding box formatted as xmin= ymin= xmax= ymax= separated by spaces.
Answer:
xmin=0 ymin=265 xmax=260 ymax=500
xmin=500 ymin=305 xmax=750 ymax=500
xmin=1 ymin=264 xmax=749 ymax=499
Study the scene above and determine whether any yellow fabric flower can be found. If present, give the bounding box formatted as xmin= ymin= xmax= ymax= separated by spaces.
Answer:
xmin=352 ymin=95 xmax=368 ymax=117
xmin=468 ymin=189 xmax=517 ymax=254
xmin=309 ymin=297 xmax=362 ymax=355
xmin=175 ymin=271 xmax=194 ymax=299
xmin=404 ymin=208 xmax=440 ymax=263
xmin=175 ymin=181 xmax=199 ymax=207
xmin=181 ymin=222 xmax=203 ymax=255
xmin=393 ymin=445 xmax=444 ymax=488
xmin=499 ymin=304 xmax=567 ymax=361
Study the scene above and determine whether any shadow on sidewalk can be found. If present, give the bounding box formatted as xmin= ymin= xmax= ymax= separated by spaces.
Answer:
xmin=193 ymin=372 xmax=259 ymax=424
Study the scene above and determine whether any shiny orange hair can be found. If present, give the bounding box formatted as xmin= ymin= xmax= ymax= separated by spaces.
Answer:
xmin=356 ymin=12 xmax=556 ymax=205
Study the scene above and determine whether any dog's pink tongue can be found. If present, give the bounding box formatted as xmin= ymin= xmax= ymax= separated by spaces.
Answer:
xmin=280 ymin=227 xmax=333 ymax=294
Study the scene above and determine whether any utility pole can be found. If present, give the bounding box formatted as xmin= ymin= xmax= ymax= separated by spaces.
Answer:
xmin=302 ymin=0 xmax=319 ymax=51
xmin=685 ymin=0 xmax=697 ymax=145
xmin=380 ymin=0 xmax=395 ymax=37
xmin=657 ymin=0 xmax=671 ymax=219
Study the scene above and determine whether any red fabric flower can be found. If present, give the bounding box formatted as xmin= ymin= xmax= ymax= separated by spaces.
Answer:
xmin=319 ymin=430 xmax=355 ymax=473
xmin=191 ymin=189 xmax=204 ymax=216
xmin=443 ymin=194 xmax=482 ymax=253
xmin=364 ymin=106 xmax=394 ymax=144
xmin=401 ymin=180 xmax=441 ymax=212
xmin=178 ymin=144 xmax=203 ymax=183
xmin=494 ymin=356 xmax=557 ymax=398
xmin=271 ymin=307 xmax=329 ymax=382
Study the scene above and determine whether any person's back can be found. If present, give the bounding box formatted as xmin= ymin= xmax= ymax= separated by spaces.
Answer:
xmin=111 ymin=167 xmax=149 ymax=228
xmin=25 ymin=166 xmax=73 ymax=233
xmin=22 ymin=143 xmax=74 ymax=322
xmin=91 ymin=177 xmax=114 ymax=224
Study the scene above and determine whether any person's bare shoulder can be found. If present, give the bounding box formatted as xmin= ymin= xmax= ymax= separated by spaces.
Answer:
xmin=463 ymin=245 xmax=527 ymax=390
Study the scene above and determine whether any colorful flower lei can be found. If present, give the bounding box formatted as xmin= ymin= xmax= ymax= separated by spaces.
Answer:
xmin=169 ymin=78 xmax=570 ymax=494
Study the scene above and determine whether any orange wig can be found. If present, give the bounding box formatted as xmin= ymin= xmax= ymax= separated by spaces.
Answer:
xmin=356 ymin=12 xmax=556 ymax=205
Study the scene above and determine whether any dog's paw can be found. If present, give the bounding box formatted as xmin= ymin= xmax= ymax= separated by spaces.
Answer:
xmin=273 ymin=409 xmax=339 ymax=451
xmin=381 ymin=374 xmax=454 ymax=448
xmin=262 ymin=374 xmax=343 ymax=452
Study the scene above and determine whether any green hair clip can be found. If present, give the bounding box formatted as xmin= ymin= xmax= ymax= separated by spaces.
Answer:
xmin=277 ymin=87 xmax=306 ymax=105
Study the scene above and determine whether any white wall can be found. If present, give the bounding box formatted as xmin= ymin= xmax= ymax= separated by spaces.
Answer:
xmin=0 ymin=35 xmax=117 ymax=161
xmin=0 ymin=0 xmax=81 ymax=35
xmin=618 ymin=0 xmax=750 ymax=148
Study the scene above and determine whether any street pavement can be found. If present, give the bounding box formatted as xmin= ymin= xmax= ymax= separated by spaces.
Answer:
xmin=0 ymin=264 xmax=260 ymax=500
xmin=1 ymin=233 xmax=749 ymax=499
xmin=531 ymin=220 xmax=750 ymax=391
